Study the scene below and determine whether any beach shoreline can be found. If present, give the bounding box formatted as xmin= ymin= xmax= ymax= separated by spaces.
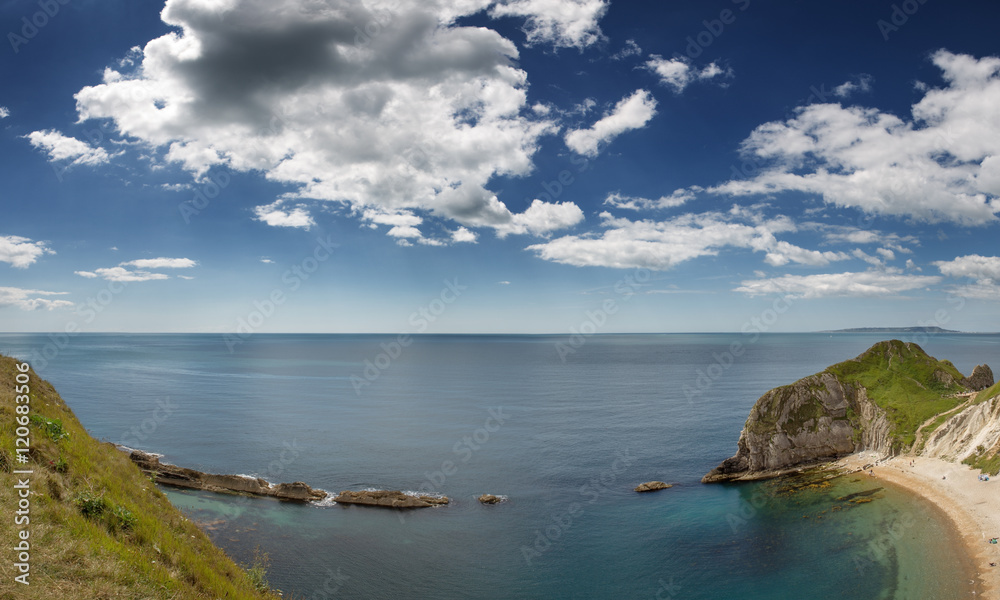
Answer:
xmin=834 ymin=453 xmax=1000 ymax=598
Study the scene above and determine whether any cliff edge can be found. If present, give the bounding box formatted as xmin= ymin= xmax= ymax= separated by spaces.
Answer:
xmin=703 ymin=340 xmax=997 ymax=483
xmin=0 ymin=355 xmax=281 ymax=599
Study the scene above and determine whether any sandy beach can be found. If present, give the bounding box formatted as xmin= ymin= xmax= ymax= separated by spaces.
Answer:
xmin=835 ymin=452 xmax=1000 ymax=598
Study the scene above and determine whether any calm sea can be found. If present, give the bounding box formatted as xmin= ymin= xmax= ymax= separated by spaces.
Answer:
xmin=2 ymin=332 xmax=995 ymax=599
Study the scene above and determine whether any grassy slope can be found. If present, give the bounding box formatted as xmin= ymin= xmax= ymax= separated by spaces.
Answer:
xmin=0 ymin=355 xmax=280 ymax=599
xmin=824 ymin=340 xmax=967 ymax=451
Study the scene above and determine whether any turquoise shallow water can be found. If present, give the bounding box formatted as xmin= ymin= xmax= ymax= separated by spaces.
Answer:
xmin=1 ymin=332 xmax=993 ymax=598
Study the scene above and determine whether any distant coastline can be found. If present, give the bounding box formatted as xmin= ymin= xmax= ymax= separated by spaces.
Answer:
xmin=820 ymin=326 xmax=961 ymax=334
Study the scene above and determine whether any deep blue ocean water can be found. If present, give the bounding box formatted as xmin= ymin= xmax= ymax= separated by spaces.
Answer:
xmin=2 ymin=332 xmax=995 ymax=599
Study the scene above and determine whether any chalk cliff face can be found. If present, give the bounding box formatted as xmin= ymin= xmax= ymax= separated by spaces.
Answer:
xmin=702 ymin=373 xmax=888 ymax=482
xmin=703 ymin=341 xmax=984 ymax=483
xmin=921 ymin=392 xmax=1000 ymax=463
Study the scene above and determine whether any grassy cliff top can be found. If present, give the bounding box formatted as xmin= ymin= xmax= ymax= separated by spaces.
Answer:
xmin=0 ymin=355 xmax=280 ymax=599
xmin=825 ymin=340 xmax=968 ymax=450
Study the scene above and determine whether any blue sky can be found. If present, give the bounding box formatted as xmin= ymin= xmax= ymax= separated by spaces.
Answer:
xmin=2 ymin=0 xmax=1000 ymax=334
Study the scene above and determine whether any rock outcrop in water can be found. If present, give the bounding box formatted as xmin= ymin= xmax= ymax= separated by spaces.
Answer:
xmin=128 ymin=450 xmax=328 ymax=501
xmin=703 ymin=341 xmax=993 ymax=483
xmin=333 ymin=489 xmax=449 ymax=508
xmin=634 ymin=481 xmax=672 ymax=492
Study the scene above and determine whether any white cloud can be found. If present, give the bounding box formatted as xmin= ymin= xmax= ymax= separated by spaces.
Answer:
xmin=260 ymin=258 xmax=274 ymax=264
xmin=496 ymin=199 xmax=584 ymax=237
xmin=69 ymin=0 xmax=593 ymax=240
xmin=948 ymin=282 xmax=1000 ymax=300
xmin=527 ymin=209 xmax=848 ymax=270
xmin=806 ymin=223 xmax=917 ymax=254
xmin=177 ymin=275 xmax=195 ymax=280
xmin=122 ymin=257 xmax=197 ymax=269
xmin=611 ymin=39 xmax=642 ymax=61
xmin=709 ymin=51 xmax=1000 ymax=225
xmin=25 ymin=130 xmax=114 ymax=166
xmin=0 ymin=235 xmax=54 ymax=268
xmin=734 ymin=270 xmax=941 ymax=299
xmin=452 ymin=227 xmax=478 ymax=243
xmin=0 ymin=107 xmax=9 ymax=119
xmin=564 ymin=89 xmax=657 ymax=157
xmin=76 ymin=257 xmax=196 ymax=282
xmin=489 ymin=0 xmax=608 ymax=49
xmin=644 ymin=56 xmax=731 ymax=92
xmin=0 ymin=287 xmax=74 ymax=311
xmin=875 ymin=247 xmax=895 ymax=261
xmin=933 ymin=255 xmax=1000 ymax=300
xmin=498 ymin=280 xmax=511 ymax=285
xmin=833 ymin=75 xmax=873 ymax=99
xmin=87 ymin=267 xmax=169 ymax=282
xmin=253 ymin=202 xmax=315 ymax=229
xmin=934 ymin=254 xmax=1000 ymax=281
xmin=852 ymin=249 xmax=884 ymax=267
xmin=603 ymin=189 xmax=696 ymax=211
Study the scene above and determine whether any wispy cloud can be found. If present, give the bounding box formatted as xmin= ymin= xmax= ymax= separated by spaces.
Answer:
xmin=565 ymin=89 xmax=657 ymax=157
xmin=0 ymin=287 xmax=73 ymax=311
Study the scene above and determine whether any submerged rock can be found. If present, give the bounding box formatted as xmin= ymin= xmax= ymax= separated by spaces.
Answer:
xmin=333 ymin=489 xmax=449 ymax=508
xmin=127 ymin=450 xmax=327 ymax=502
xmin=634 ymin=481 xmax=672 ymax=492
xmin=478 ymin=494 xmax=504 ymax=504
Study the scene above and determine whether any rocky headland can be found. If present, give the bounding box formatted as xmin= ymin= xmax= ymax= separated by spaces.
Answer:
xmin=703 ymin=340 xmax=1000 ymax=483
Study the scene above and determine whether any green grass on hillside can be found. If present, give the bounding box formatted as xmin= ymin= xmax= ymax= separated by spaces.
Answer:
xmin=976 ymin=380 xmax=1000 ymax=404
xmin=0 ymin=355 xmax=282 ymax=599
xmin=825 ymin=340 xmax=967 ymax=451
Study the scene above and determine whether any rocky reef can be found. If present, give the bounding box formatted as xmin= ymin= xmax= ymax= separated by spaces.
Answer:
xmin=634 ymin=481 xmax=672 ymax=492
xmin=703 ymin=340 xmax=997 ymax=483
xmin=333 ymin=489 xmax=449 ymax=508
xmin=128 ymin=450 xmax=328 ymax=502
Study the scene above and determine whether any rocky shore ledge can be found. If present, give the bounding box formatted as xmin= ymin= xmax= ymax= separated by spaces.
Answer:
xmin=127 ymin=449 xmax=328 ymax=501
xmin=126 ymin=449 xmax=454 ymax=508
xmin=333 ymin=489 xmax=449 ymax=508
